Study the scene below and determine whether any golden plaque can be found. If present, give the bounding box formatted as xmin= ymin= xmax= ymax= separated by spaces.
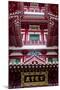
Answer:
xmin=21 ymin=71 xmax=48 ymax=87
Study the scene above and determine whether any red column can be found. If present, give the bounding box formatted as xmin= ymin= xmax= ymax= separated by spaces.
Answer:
xmin=41 ymin=30 xmax=44 ymax=44
xmin=24 ymin=24 xmax=29 ymax=45
xmin=24 ymin=29 xmax=28 ymax=45
xmin=24 ymin=30 xmax=26 ymax=44
xmin=22 ymin=55 xmax=24 ymax=63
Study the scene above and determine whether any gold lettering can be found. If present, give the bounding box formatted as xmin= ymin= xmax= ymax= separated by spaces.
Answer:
xmin=40 ymin=76 xmax=43 ymax=81
xmin=31 ymin=76 xmax=34 ymax=81
xmin=35 ymin=76 xmax=39 ymax=81
xmin=26 ymin=76 xmax=30 ymax=82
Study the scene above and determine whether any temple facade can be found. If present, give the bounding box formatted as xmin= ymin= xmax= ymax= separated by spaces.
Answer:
xmin=9 ymin=2 xmax=58 ymax=65
xmin=9 ymin=2 xmax=58 ymax=88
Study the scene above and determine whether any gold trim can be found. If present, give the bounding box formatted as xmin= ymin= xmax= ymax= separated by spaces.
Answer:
xmin=21 ymin=71 xmax=48 ymax=87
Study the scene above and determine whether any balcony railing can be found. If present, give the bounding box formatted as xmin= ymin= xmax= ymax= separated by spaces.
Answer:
xmin=23 ymin=40 xmax=47 ymax=45
xmin=24 ymin=6 xmax=45 ymax=13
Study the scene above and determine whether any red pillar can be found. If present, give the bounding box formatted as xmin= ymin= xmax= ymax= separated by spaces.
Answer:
xmin=22 ymin=55 xmax=24 ymax=63
xmin=41 ymin=30 xmax=44 ymax=44
xmin=24 ymin=29 xmax=28 ymax=45
xmin=24 ymin=24 xmax=29 ymax=45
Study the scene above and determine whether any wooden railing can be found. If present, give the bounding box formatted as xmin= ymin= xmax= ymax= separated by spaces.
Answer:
xmin=23 ymin=40 xmax=47 ymax=45
xmin=24 ymin=6 xmax=45 ymax=13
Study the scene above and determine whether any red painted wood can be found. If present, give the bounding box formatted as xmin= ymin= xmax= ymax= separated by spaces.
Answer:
xmin=9 ymin=55 xmax=58 ymax=58
xmin=21 ymin=30 xmax=48 ymax=32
